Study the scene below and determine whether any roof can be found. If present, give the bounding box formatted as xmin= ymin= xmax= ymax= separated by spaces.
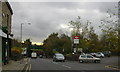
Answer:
xmin=6 ymin=2 xmax=13 ymax=15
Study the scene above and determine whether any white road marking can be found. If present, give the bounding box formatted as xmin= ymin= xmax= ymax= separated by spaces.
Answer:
xmin=37 ymin=59 xmax=72 ymax=69
xmin=53 ymin=62 xmax=58 ymax=64
xmin=62 ymin=65 xmax=71 ymax=69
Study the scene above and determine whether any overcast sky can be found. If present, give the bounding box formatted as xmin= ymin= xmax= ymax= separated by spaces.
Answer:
xmin=8 ymin=0 xmax=119 ymax=44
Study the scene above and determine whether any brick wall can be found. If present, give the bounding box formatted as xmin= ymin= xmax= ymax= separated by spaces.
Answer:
xmin=2 ymin=2 xmax=12 ymax=34
xmin=0 ymin=1 xmax=2 ymax=27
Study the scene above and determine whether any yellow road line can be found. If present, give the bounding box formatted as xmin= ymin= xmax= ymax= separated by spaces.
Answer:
xmin=25 ymin=64 xmax=29 ymax=72
xmin=112 ymin=68 xmax=119 ymax=70
xmin=105 ymin=65 xmax=120 ymax=70
xmin=28 ymin=64 xmax=31 ymax=72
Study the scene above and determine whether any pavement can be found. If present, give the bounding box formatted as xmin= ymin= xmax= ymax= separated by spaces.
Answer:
xmin=2 ymin=57 xmax=30 ymax=72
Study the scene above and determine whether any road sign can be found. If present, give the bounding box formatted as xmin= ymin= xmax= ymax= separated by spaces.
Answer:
xmin=74 ymin=36 xmax=80 ymax=44
xmin=74 ymin=36 xmax=80 ymax=39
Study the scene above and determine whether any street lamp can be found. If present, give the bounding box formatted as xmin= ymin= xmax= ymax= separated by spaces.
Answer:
xmin=21 ymin=23 xmax=31 ymax=43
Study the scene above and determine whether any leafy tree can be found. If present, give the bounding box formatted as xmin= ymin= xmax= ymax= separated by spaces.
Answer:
xmin=43 ymin=33 xmax=59 ymax=56
xmin=23 ymin=39 xmax=32 ymax=47
xmin=99 ymin=7 xmax=119 ymax=55
xmin=69 ymin=16 xmax=99 ymax=53
xmin=59 ymin=34 xmax=72 ymax=54
xmin=12 ymin=39 xmax=21 ymax=48
xmin=43 ymin=33 xmax=72 ymax=56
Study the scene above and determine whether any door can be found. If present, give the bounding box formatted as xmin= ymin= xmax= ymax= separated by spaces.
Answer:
xmin=86 ymin=55 xmax=93 ymax=62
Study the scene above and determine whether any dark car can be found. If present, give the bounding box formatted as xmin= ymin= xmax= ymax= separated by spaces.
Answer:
xmin=39 ymin=54 xmax=43 ymax=58
xmin=102 ymin=51 xmax=111 ymax=57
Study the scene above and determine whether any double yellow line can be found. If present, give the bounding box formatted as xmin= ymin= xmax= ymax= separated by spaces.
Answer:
xmin=25 ymin=64 xmax=31 ymax=72
xmin=105 ymin=65 xmax=120 ymax=70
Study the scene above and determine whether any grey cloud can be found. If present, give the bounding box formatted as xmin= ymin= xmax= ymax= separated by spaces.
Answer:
xmin=9 ymin=2 xmax=118 ymax=43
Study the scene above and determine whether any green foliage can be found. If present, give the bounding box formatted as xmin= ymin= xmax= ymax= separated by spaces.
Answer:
xmin=43 ymin=8 xmax=119 ymax=56
xmin=65 ymin=53 xmax=79 ymax=61
xmin=31 ymin=49 xmax=43 ymax=51
xmin=69 ymin=16 xmax=99 ymax=53
xmin=99 ymin=8 xmax=119 ymax=55
xmin=12 ymin=39 xmax=21 ymax=48
xmin=43 ymin=33 xmax=72 ymax=56
xmin=53 ymin=51 xmax=59 ymax=54
xmin=2 ymin=26 xmax=8 ymax=33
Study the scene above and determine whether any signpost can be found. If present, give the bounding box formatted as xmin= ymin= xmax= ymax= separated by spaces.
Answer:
xmin=74 ymin=48 xmax=77 ymax=53
xmin=73 ymin=36 xmax=80 ymax=53
xmin=78 ymin=48 xmax=82 ymax=53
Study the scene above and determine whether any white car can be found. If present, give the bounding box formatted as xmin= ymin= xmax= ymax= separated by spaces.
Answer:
xmin=31 ymin=52 xmax=37 ymax=59
xmin=79 ymin=54 xmax=100 ymax=63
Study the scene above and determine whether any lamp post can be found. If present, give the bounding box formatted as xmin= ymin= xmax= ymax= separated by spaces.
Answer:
xmin=20 ymin=23 xmax=31 ymax=46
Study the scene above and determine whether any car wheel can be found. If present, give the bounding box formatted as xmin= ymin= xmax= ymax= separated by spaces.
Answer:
xmin=55 ymin=60 xmax=57 ymax=62
xmin=108 ymin=56 xmax=110 ymax=57
xmin=63 ymin=60 xmax=65 ymax=62
xmin=94 ymin=60 xmax=99 ymax=63
xmin=100 ymin=56 xmax=104 ymax=58
xmin=79 ymin=60 xmax=83 ymax=63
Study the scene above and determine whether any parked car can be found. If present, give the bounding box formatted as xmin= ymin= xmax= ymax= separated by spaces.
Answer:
xmin=21 ymin=48 xmax=27 ymax=56
xmin=95 ymin=52 xmax=105 ymax=58
xmin=31 ymin=52 xmax=37 ymax=59
xmin=90 ymin=53 xmax=96 ymax=57
xmin=78 ymin=54 xmax=100 ymax=63
xmin=53 ymin=53 xmax=65 ymax=62
xmin=102 ymin=51 xmax=111 ymax=57
xmin=90 ymin=52 xmax=104 ymax=58
xmin=39 ymin=54 xmax=43 ymax=58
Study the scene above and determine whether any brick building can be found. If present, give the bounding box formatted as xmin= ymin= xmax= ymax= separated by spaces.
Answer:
xmin=0 ymin=0 xmax=13 ymax=65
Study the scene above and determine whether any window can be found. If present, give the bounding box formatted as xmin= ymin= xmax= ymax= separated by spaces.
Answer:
xmin=81 ymin=55 xmax=86 ymax=58
xmin=87 ymin=55 xmax=93 ymax=58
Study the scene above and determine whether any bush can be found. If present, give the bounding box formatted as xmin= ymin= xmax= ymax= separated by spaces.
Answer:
xmin=53 ymin=51 xmax=59 ymax=54
xmin=111 ymin=49 xmax=120 ymax=56
xmin=11 ymin=47 xmax=23 ymax=61
xmin=65 ymin=53 xmax=80 ymax=61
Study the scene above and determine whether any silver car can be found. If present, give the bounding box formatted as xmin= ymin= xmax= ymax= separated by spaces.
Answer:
xmin=95 ymin=52 xmax=105 ymax=58
xmin=79 ymin=54 xmax=100 ymax=63
xmin=53 ymin=53 xmax=65 ymax=62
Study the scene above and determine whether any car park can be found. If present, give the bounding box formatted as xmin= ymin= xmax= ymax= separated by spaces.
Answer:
xmin=53 ymin=53 xmax=65 ymax=62
xmin=79 ymin=54 xmax=100 ymax=63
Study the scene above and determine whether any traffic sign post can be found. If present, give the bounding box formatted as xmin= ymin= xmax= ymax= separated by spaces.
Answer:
xmin=73 ymin=36 xmax=80 ymax=53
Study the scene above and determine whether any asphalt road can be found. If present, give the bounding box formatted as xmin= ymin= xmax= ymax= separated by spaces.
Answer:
xmin=29 ymin=56 xmax=119 ymax=72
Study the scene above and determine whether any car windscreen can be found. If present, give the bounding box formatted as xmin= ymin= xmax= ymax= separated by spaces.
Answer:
xmin=56 ymin=54 xmax=64 ymax=57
